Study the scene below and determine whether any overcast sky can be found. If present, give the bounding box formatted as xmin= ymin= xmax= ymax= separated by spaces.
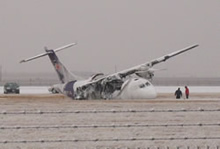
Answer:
xmin=0 ymin=0 xmax=219 ymax=78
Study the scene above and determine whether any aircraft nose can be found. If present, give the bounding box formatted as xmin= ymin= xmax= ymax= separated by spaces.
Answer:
xmin=135 ymin=86 xmax=157 ymax=99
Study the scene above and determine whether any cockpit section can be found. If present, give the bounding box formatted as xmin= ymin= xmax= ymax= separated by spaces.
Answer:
xmin=119 ymin=78 xmax=157 ymax=99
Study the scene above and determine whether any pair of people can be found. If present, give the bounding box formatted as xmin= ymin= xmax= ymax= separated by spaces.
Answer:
xmin=175 ymin=86 xmax=189 ymax=99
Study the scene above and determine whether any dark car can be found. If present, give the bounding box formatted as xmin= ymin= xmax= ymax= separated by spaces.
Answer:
xmin=4 ymin=82 xmax=20 ymax=94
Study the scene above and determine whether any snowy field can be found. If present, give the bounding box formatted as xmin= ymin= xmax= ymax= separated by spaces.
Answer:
xmin=0 ymin=86 xmax=220 ymax=94
xmin=0 ymin=86 xmax=220 ymax=148
xmin=0 ymin=95 xmax=220 ymax=148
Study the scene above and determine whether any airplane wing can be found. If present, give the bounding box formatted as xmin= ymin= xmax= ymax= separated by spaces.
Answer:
xmin=20 ymin=43 xmax=77 ymax=63
xmin=87 ymin=44 xmax=199 ymax=85
xmin=116 ymin=44 xmax=199 ymax=78
xmin=148 ymin=44 xmax=199 ymax=67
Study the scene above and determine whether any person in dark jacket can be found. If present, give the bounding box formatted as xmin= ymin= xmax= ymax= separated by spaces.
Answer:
xmin=185 ymin=86 xmax=189 ymax=99
xmin=175 ymin=88 xmax=182 ymax=99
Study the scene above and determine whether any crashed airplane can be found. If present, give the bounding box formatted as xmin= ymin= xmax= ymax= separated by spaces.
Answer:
xmin=20 ymin=43 xmax=198 ymax=99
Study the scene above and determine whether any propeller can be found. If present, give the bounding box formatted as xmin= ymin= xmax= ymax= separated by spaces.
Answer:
xmin=135 ymin=68 xmax=167 ymax=80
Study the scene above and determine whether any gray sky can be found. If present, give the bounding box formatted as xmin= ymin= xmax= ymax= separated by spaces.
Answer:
xmin=0 ymin=0 xmax=219 ymax=77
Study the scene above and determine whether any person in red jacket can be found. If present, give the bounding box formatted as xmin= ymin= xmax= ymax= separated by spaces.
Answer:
xmin=185 ymin=86 xmax=189 ymax=99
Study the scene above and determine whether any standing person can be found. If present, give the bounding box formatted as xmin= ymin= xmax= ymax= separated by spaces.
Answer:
xmin=185 ymin=86 xmax=189 ymax=99
xmin=175 ymin=88 xmax=182 ymax=99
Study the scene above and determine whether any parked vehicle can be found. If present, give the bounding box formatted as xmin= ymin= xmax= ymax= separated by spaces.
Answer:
xmin=4 ymin=82 xmax=20 ymax=94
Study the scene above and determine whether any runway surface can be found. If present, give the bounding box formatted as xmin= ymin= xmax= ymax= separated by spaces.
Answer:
xmin=0 ymin=93 xmax=220 ymax=148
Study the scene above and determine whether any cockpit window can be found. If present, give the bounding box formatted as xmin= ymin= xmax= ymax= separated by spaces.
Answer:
xmin=139 ymin=82 xmax=151 ymax=88
xmin=139 ymin=84 xmax=145 ymax=88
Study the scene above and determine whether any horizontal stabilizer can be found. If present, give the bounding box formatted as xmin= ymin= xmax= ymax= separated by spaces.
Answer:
xmin=20 ymin=43 xmax=76 ymax=63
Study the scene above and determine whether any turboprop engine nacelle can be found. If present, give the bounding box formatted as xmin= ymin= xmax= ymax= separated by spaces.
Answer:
xmin=135 ymin=70 xmax=154 ymax=79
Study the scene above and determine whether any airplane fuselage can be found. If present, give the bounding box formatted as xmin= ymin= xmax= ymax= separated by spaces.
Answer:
xmin=52 ymin=77 xmax=157 ymax=99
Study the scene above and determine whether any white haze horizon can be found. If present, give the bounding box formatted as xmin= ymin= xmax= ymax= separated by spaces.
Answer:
xmin=1 ymin=86 xmax=220 ymax=94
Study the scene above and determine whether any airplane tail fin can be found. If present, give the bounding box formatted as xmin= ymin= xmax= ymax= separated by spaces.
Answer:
xmin=20 ymin=43 xmax=81 ymax=83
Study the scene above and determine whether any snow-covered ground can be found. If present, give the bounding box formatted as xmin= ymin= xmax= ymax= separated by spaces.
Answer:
xmin=0 ymin=95 xmax=220 ymax=148
xmin=0 ymin=86 xmax=220 ymax=94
